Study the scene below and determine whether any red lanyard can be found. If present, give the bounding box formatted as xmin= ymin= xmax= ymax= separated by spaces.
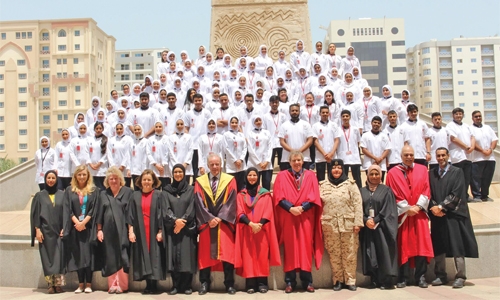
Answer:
xmin=363 ymin=97 xmax=371 ymax=113
xmin=306 ymin=105 xmax=313 ymax=122
xmin=267 ymin=78 xmax=274 ymax=91
xmin=343 ymin=126 xmax=351 ymax=151
xmin=272 ymin=112 xmax=279 ymax=129
xmin=207 ymin=134 xmax=216 ymax=152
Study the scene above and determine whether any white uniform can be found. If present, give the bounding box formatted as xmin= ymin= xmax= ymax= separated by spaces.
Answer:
xmin=127 ymin=107 xmax=160 ymax=136
xmin=211 ymin=106 xmax=234 ymax=135
xmin=246 ymin=125 xmax=273 ymax=172
xmin=223 ymin=129 xmax=248 ymax=173
xmin=86 ymin=135 xmax=108 ymax=177
xmin=290 ymin=40 xmax=311 ymax=76
xmin=167 ymin=132 xmax=194 ymax=176
xmin=158 ymin=106 xmax=185 ymax=136
xmin=278 ymin=119 xmax=313 ymax=162
xmin=361 ymin=95 xmax=382 ymax=132
xmin=69 ymin=134 xmax=90 ymax=173
xmin=470 ymin=124 xmax=498 ymax=162
xmin=273 ymin=55 xmax=292 ymax=78
xmin=383 ymin=125 xmax=408 ymax=165
xmin=310 ymin=52 xmax=329 ymax=75
xmin=147 ymin=134 xmax=170 ymax=178
xmin=326 ymin=54 xmax=342 ymax=71
xmin=52 ymin=136 xmax=72 ymax=178
xmin=300 ymin=104 xmax=320 ymax=126
xmin=360 ymin=131 xmax=391 ymax=171
xmin=238 ymin=106 xmax=262 ymax=136
xmin=198 ymin=132 xmax=225 ymax=172
xmin=312 ymin=120 xmax=341 ymax=163
xmin=339 ymin=52 xmax=362 ymax=78
xmin=85 ymin=96 xmax=101 ymax=126
xmin=341 ymin=101 xmax=365 ymax=131
xmin=446 ymin=121 xmax=474 ymax=164
xmin=184 ymin=108 xmax=212 ymax=149
xmin=263 ymin=110 xmax=287 ymax=150
xmin=34 ymin=137 xmax=56 ymax=184
xmin=336 ymin=125 xmax=362 ymax=165
xmin=335 ymin=80 xmax=362 ymax=105
xmin=428 ymin=126 xmax=450 ymax=164
xmin=130 ymin=132 xmax=148 ymax=176
xmin=254 ymin=45 xmax=274 ymax=77
xmin=400 ymin=119 xmax=430 ymax=160
xmin=107 ymin=134 xmax=133 ymax=177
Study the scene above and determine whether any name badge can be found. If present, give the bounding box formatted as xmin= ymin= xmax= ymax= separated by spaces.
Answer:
xmin=152 ymin=145 xmax=156 ymax=152
xmin=40 ymin=172 xmax=44 ymax=177
xmin=59 ymin=153 xmax=63 ymax=159
xmin=89 ymin=147 xmax=93 ymax=153
xmin=132 ymin=150 xmax=136 ymax=156
xmin=78 ymin=215 xmax=84 ymax=222
xmin=346 ymin=151 xmax=352 ymax=155
xmin=76 ymin=145 xmax=80 ymax=151
xmin=255 ymin=140 xmax=260 ymax=147
xmin=233 ymin=141 xmax=237 ymax=148
xmin=112 ymin=148 xmax=115 ymax=154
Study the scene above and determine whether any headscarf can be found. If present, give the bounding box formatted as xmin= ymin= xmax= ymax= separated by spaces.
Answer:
xmin=44 ymin=170 xmax=59 ymax=195
xmin=167 ymin=51 xmax=176 ymax=63
xmin=116 ymin=107 xmax=128 ymax=123
xmin=328 ymin=159 xmax=348 ymax=186
xmin=118 ymin=96 xmax=131 ymax=109
xmin=402 ymin=89 xmax=411 ymax=99
xmin=105 ymin=100 xmax=117 ymax=115
xmin=164 ymin=164 xmax=188 ymax=196
xmin=229 ymin=115 xmax=239 ymax=132
xmin=382 ymin=84 xmax=393 ymax=99
xmin=296 ymin=40 xmax=304 ymax=53
xmin=39 ymin=136 xmax=50 ymax=149
xmin=363 ymin=86 xmax=373 ymax=99
xmin=352 ymin=67 xmax=362 ymax=79
xmin=61 ymin=129 xmax=70 ymax=144
xmin=245 ymin=167 xmax=260 ymax=197
xmin=133 ymin=124 xmax=144 ymax=140
xmin=222 ymin=54 xmax=232 ymax=68
xmin=346 ymin=46 xmax=356 ymax=60
xmin=278 ymin=50 xmax=286 ymax=62
xmin=91 ymin=96 xmax=101 ymax=108
xmin=131 ymin=83 xmax=141 ymax=97
xmin=258 ymin=44 xmax=269 ymax=59
xmin=73 ymin=112 xmax=86 ymax=129
xmin=366 ymin=164 xmax=382 ymax=191
xmin=174 ymin=118 xmax=184 ymax=134
xmin=251 ymin=115 xmax=262 ymax=130
xmin=207 ymin=117 xmax=217 ymax=134
xmin=77 ymin=122 xmax=88 ymax=138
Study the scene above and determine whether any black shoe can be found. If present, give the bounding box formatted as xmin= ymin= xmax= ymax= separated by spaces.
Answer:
xmin=227 ymin=286 xmax=236 ymax=295
xmin=418 ymin=276 xmax=428 ymax=288
xmin=259 ymin=286 xmax=268 ymax=293
xmin=198 ymin=282 xmax=209 ymax=295
xmin=381 ymin=283 xmax=395 ymax=290
xmin=482 ymin=197 xmax=494 ymax=202
xmin=452 ymin=278 xmax=465 ymax=288
xmin=431 ymin=277 xmax=448 ymax=286
xmin=184 ymin=288 xmax=192 ymax=295
xmin=141 ymin=288 xmax=151 ymax=295
xmin=346 ymin=285 xmax=357 ymax=291
xmin=246 ymin=288 xmax=255 ymax=294
xmin=396 ymin=280 xmax=407 ymax=288
xmin=168 ymin=288 xmax=178 ymax=295
xmin=368 ymin=281 xmax=378 ymax=289
xmin=333 ymin=281 xmax=342 ymax=291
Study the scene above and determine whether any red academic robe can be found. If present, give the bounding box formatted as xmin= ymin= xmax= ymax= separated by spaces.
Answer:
xmin=235 ymin=187 xmax=281 ymax=278
xmin=273 ymin=169 xmax=323 ymax=272
xmin=194 ymin=173 xmax=237 ymax=270
xmin=386 ymin=164 xmax=434 ymax=266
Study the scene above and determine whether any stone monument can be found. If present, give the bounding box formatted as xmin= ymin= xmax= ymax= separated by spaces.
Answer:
xmin=210 ymin=0 xmax=312 ymax=60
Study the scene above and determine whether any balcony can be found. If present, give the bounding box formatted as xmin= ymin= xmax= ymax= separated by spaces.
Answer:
xmin=52 ymin=74 xmax=89 ymax=83
xmin=439 ymin=51 xmax=451 ymax=56
xmin=482 ymin=72 xmax=495 ymax=78
xmin=441 ymin=94 xmax=453 ymax=99
xmin=484 ymin=105 xmax=497 ymax=111
xmin=41 ymin=64 xmax=49 ymax=69
xmin=441 ymin=106 xmax=453 ymax=112
xmin=42 ymin=92 xmax=50 ymax=96
xmin=408 ymin=58 xmax=414 ymax=64
xmin=440 ymin=85 xmax=453 ymax=90
xmin=40 ymin=104 xmax=50 ymax=110
xmin=42 ymin=78 xmax=50 ymax=82
xmin=42 ymin=119 xmax=51 ymax=124
xmin=485 ymin=115 xmax=497 ymax=121
xmin=440 ymin=73 xmax=452 ymax=78
xmin=409 ymin=68 xmax=414 ymax=74
xmin=482 ymin=61 xmax=494 ymax=66
xmin=439 ymin=63 xmax=452 ymax=67
xmin=484 ymin=83 xmax=496 ymax=88
xmin=484 ymin=94 xmax=496 ymax=99
xmin=40 ymin=50 xmax=50 ymax=55
xmin=481 ymin=50 xmax=494 ymax=55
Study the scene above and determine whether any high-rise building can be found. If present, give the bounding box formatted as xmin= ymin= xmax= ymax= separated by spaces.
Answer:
xmin=113 ymin=48 xmax=169 ymax=92
xmin=406 ymin=37 xmax=499 ymax=133
xmin=0 ymin=18 xmax=116 ymax=162
xmin=323 ymin=18 xmax=407 ymax=95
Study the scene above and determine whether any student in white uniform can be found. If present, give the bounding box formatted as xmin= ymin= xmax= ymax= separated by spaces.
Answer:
xmin=203 ymin=52 xmax=216 ymax=79
xmin=126 ymin=92 xmax=160 ymax=138
xmin=428 ymin=112 xmax=449 ymax=170
xmin=327 ymin=67 xmax=341 ymax=89
xmin=277 ymin=88 xmax=292 ymax=118
xmin=352 ymin=67 xmax=368 ymax=90
xmin=262 ymin=95 xmax=287 ymax=169
xmin=158 ymin=92 xmax=185 ymax=136
xmin=253 ymin=44 xmax=273 ymax=77
xmin=223 ymin=116 xmax=248 ymax=191
xmin=245 ymin=61 xmax=261 ymax=94
xmin=85 ymin=96 xmax=101 ymax=126
xmin=114 ymin=107 xmax=132 ymax=137
xmin=383 ymin=110 xmax=409 ymax=172
xmin=400 ymin=104 xmax=431 ymax=167
xmin=212 ymin=93 xmax=234 ymax=134
xmin=326 ymin=43 xmax=342 ymax=71
xmin=195 ymin=45 xmax=207 ymax=67
xmin=149 ymin=80 xmax=162 ymax=107
xmin=312 ymin=106 xmax=341 ymax=182
xmin=205 ymin=88 xmax=221 ymax=114
xmin=290 ymin=40 xmax=311 ymax=77
xmin=129 ymin=124 xmax=148 ymax=191
xmin=53 ymin=129 xmax=73 ymax=190
xmin=231 ymin=89 xmax=245 ymax=109
xmin=86 ymin=122 xmax=109 ymax=190
xmin=310 ymin=41 xmax=329 ymax=76
xmin=183 ymin=88 xmax=196 ymax=112
xmin=69 ymin=113 xmax=87 ymax=139
xmin=470 ymin=110 xmax=498 ymax=202
xmin=105 ymin=100 xmax=118 ymax=125
xmin=283 ymin=68 xmax=297 ymax=98
xmin=335 ymin=72 xmax=362 ymax=105
xmin=234 ymin=46 xmax=253 ymax=69
xmin=238 ymin=94 xmax=262 ymax=136
xmin=360 ymin=116 xmax=391 ymax=181
xmin=341 ymin=91 xmax=365 ymax=136
xmin=254 ymin=87 xmax=270 ymax=112
xmin=337 ymin=110 xmax=362 ymax=188
xmin=184 ymin=93 xmax=212 ymax=179
xmin=300 ymin=93 xmax=320 ymax=167
xmin=293 ymin=67 xmax=312 ymax=105
xmin=339 ymin=46 xmax=361 ymax=78
xmin=197 ymin=118 xmax=225 ymax=177
xmin=246 ymin=115 xmax=273 ymax=190
xmin=278 ymin=103 xmax=314 ymax=170
xmin=323 ymin=90 xmax=342 ymax=126
xmin=167 ymin=118 xmax=194 ymax=184
xmin=69 ymin=123 xmax=90 ymax=174
xmin=147 ymin=121 xmax=170 ymax=188
xmin=157 ymin=50 xmax=170 ymax=79
xmin=379 ymin=85 xmax=400 ymax=127
xmin=263 ymin=66 xmax=277 ymax=94
xmin=361 ymin=86 xmax=382 ymax=133
xmin=311 ymin=74 xmax=330 ymax=106
xmin=446 ymin=107 xmax=476 ymax=202
xmin=141 ymin=75 xmax=154 ymax=94
xmin=273 ymin=50 xmax=291 ymax=78
xmin=34 ymin=136 xmax=56 ymax=191
xmin=107 ymin=123 xmax=133 ymax=187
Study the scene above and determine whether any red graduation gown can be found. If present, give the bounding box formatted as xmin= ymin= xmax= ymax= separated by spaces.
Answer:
xmin=235 ymin=188 xmax=281 ymax=278
xmin=386 ymin=164 xmax=433 ymax=266
xmin=194 ymin=173 xmax=237 ymax=270
xmin=273 ymin=169 xmax=323 ymax=272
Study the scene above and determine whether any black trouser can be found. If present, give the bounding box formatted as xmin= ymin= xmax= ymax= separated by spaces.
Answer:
xmin=93 ymin=176 xmax=105 ymax=191
xmin=365 ymin=170 xmax=386 ymax=182
xmin=132 ymin=174 xmax=140 ymax=191
xmin=125 ymin=177 xmax=131 ymax=188
xmin=171 ymin=271 xmax=193 ymax=291
xmin=472 ymin=161 xmax=496 ymax=199
xmin=199 ymin=262 xmax=234 ymax=289
xmin=77 ymin=267 xmax=92 ymax=284
xmin=316 ymin=161 xmax=333 ymax=182
xmin=309 ymin=145 xmax=316 ymax=169
xmin=260 ymin=170 xmax=273 ymax=191
xmin=229 ymin=171 xmax=245 ymax=192
xmin=271 ymin=148 xmax=282 ymax=168
xmin=57 ymin=177 xmax=72 ymax=191
xmin=453 ymin=160 xmax=472 ymax=198
xmin=145 ymin=279 xmax=158 ymax=291
xmin=398 ymin=256 xmax=427 ymax=284
xmin=192 ymin=150 xmax=200 ymax=181
xmin=246 ymin=277 xmax=268 ymax=290
xmin=343 ymin=164 xmax=362 ymax=188
xmin=414 ymin=159 xmax=428 ymax=168
xmin=429 ymin=163 xmax=439 ymax=170
xmin=284 ymin=270 xmax=312 ymax=289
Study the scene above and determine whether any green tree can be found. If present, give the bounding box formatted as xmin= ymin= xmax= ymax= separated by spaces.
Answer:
xmin=0 ymin=156 xmax=18 ymax=174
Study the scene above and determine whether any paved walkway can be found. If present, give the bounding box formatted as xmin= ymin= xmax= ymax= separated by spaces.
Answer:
xmin=1 ymin=277 xmax=499 ymax=299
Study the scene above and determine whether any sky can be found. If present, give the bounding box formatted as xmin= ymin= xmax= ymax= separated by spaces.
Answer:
xmin=0 ymin=0 xmax=499 ymax=56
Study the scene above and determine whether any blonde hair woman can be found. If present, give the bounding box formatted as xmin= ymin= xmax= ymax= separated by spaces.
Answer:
xmin=63 ymin=165 xmax=99 ymax=293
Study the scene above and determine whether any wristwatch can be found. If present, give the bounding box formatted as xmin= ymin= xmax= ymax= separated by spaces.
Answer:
xmin=437 ymin=204 xmax=443 ymax=210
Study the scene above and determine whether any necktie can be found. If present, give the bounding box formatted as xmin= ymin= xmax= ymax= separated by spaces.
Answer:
xmin=211 ymin=176 xmax=217 ymax=195
xmin=439 ymin=168 xmax=445 ymax=177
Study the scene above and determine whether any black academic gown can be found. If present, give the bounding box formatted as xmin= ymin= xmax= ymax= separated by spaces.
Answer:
xmin=127 ymin=190 xmax=166 ymax=281
xmin=429 ymin=166 xmax=479 ymax=258
xmin=164 ymin=188 xmax=197 ymax=274
xmin=63 ymin=187 xmax=99 ymax=272
xmin=30 ymin=190 xmax=65 ymax=276
xmin=94 ymin=186 xmax=133 ymax=277
xmin=360 ymin=184 xmax=399 ymax=281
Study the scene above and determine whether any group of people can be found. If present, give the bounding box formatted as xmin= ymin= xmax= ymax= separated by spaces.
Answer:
xmin=31 ymin=41 xmax=494 ymax=294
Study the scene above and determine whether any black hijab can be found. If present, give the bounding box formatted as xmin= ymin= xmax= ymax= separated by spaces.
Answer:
xmin=245 ymin=167 xmax=260 ymax=197
xmin=44 ymin=170 xmax=59 ymax=195
xmin=164 ymin=164 xmax=188 ymax=196
xmin=328 ymin=159 xmax=348 ymax=186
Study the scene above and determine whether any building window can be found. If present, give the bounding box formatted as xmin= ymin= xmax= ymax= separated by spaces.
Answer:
xmin=456 ymin=48 xmax=462 ymax=52
xmin=75 ymin=86 xmax=81 ymax=92
xmin=422 ymin=47 xmax=430 ymax=54
xmin=42 ymin=32 xmax=49 ymax=40
xmin=16 ymin=32 xmax=20 ymax=39
xmin=0 ymin=116 xmax=3 ymax=122
xmin=423 ymin=58 xmax=431 ymax=65
xmin=1 ymin=33 xmax=5 ymax=40
xmin=0 ymin=144 xmax=4 ymax=150
xmin=471 ymin=58 xmax=477 ymax=63
xmin=43 ymin=129 xmax=50 ymax=136
xmin=19 ymin=101 xmax=27 ymax=107
xmin=19 ymin=143 xmax=27 ymax=149
xmin=459 ymin=92 xmax=464 ymax=96
xmin=135 ymin=74 xmax=144 ymax=80
xmin=75 ymin=99 xmax=81 ymax=106
xmin=423 ymin=69 xmax=431 ymax=75
xmin=19 ymin=115 xmax=27 ymax=121
xmin=393 ymin=67 xmax=407 ymax=72
xmin=58 ymin=100 xmax=67 ymax=106
xmin=120 ymin=64 xmax=129 ymax=70
xmin=136 ymin=64 xmax=144 ymax=70
xmin=0 ymin=88 xmax=3 ymax=94
xmin=393 ymin=80 xmax=407 ymax=85
xmin=42 ymin=101 xmax=50 ymax=109
xmin=43 ymin=115 xmax=50 ymax=124
xmin=0 ymin=130 xmax=3 ymax=136
xmin=75 ymin=44 xmax=80 ymax=50
xmin=18 ymin=73 xmax=27 ymax=79
xmin=121 ymin=74 xmax=130 ymax=80
xmin=58 ymin=45 xmax=66 ymax=51
xmin=134 ymin=53 xmax=144 ymax=57
xmin=459 ymin=103 xmax=465 ymax=107
xmin=19 ymin=157 xmax=28 ymax=163
xmin=73 ymin=72 xmax=79 ymax=78
xmin=457 ymin=59 xmax=463 ymax=63
xmin=57 ymin=114 xmax=62 ymax=121
xmin=58 ymin=86 xmax=67 ymax=92
xmin=458 ymin=81 xmax=464 ymax=85
xmin=473 ymin=92 xmax=479 ymax=96
xmin=392 ymin=54 xmax=406 ymax=59
xmin=0 ymin=74 xmax=3 ymax=80
xmin=58 ymin=30 xmax=66 ymax=37
xmin=17 ymin=59 xmax=26 ymax=66
xmin=391 ymin=40 xmax=405 ymax=46
xmin=74 ymin=58 xmax=79 ymax=64
xmin=457 ymin=70 xmax=463 ymax=74
xmin=25 ymin=45 xmax=32 ymax=52
xmin=120 ymin=53 xmax=129 ymax=58
xmin=473 ymin=102 xmax=479 ymax=107
xmin=472 ymin=80 xmax=478 ymax=85
xmin=74 ymin=30 xmax=80 ymax=36
xmin=424 ymin=91 xmax=432 ymax=97
xmin=64 ymin=114 xmax=68 ymax=120
xmin=472 ymin=69 xmax=477 ymax=74
xmin=0 ymin=102 xmax=3 ymax=108
xmin=0 ymin=60 xmax=4 ymax=66
xmin=28 ymin=32 xmax=32 ymax=38
xmin=19 ymin=129 xmax=27 ymax=135
xmin=42 ymin=60 xmax=49 ymax=68
xmin=424 ymin=80 xmax=432 ymax=87
xmin=470 ymin=47 xmax=476 ymax=52
xmin=425 ymin=102 xmax=433 ymax=108
xmin=19 ymin=87 xmax=27 ymax=93
xmin=42 ymin=88 xmax=50 ymax=96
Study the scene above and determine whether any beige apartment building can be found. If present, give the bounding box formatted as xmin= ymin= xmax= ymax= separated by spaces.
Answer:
xmin=323 ymin=18 xmax=407 ymax=95
xmin=0 ymin=18 xmax=115 ymax=163
xmin=406 ymin=37 xmax=499 ymax=132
